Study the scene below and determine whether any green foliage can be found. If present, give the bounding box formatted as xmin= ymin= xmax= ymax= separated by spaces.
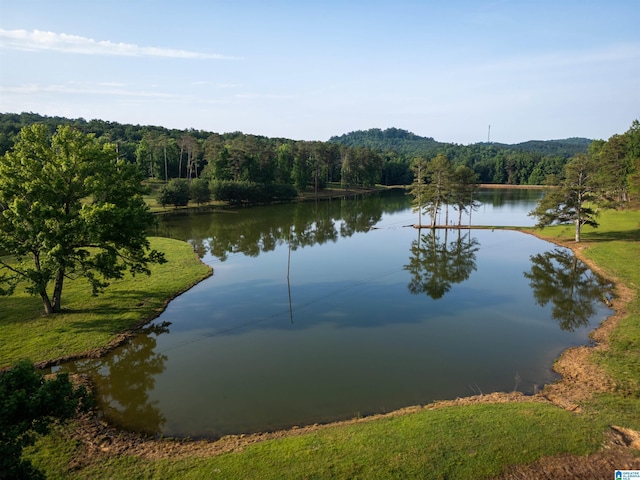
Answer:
xmin=408 ymin=157 xmax=428 ymax=225
xmin=0 ymin=124 xmax=165 ymax=315
xmin=329 ymin=127 xmax=443 ymax=156
xmin=409 ymin=156 xmax=479 ymax=227
xmin=529 ymin=153 xmax=601 ymax=242
xmin=0 ymin=113 xmax=596 ymax=197
xmin=160 ymin=178 xmax=191 ymax=207
xmin=0 ymin=360 xmax=90 ymax=480
xmin=0 ymin=237 xmax=211 ymax=368
xmin=188 ymin=178 xmax=211 ymax=205
xmin=426 ymin=154 xmax=455 ymax=224
xmin=451 ymin=165 xmax=479 ymax=223
xmin=292 ymin=155 xmax=311 ymax=191
xmin=210 ymin=180 xmax=297 ymax=205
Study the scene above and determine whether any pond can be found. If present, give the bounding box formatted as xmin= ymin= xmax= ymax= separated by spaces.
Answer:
xmin=59 ymin=188 xmax=614 ymax=439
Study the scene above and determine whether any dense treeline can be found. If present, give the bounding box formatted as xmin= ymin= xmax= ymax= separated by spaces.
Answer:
xmin=330 ymin=128 xmax=593 ymax=186
xmin=0 ymin=113 xmax=385 ymax=205
xmin=1 ymin=113 xmax=631 ymax=207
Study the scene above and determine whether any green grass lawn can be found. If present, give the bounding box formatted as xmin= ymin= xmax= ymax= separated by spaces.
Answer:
xmin=0 ymin=237 xmax=212 ymax=368
xmin=10 ymin=208 xmax=640 ymax=478
xmin=30 ymin=402 xmax=607 ymax=480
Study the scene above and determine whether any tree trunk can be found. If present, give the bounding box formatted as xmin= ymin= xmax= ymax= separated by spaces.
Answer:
xmin=33 ymin=251 xmax=54 ymax=314
xmin=164 ymin=146 xmax=168 ymax=184
xmin=52 ymin=267 xmax=65 ymax=313
xmin=431 ymin=200 xmax=439 ymax=229
xmin=178 ymin=145 xmax=184 ymax=178
xmin=40 ymin=292 xmax=54 ymax=315
xmin=575 ymin=219 xmax=581 ymax=243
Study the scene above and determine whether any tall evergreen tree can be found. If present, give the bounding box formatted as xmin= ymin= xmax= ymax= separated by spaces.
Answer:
xmin=423 ymin=154 xmax=453 ymax=228
xmin=529 ymin=153 xmax=599 ymax=242
xmin=409 ymin=157 xmax=428 ymax=227
xmin=451 ymin=165 xmax=479 ymax=226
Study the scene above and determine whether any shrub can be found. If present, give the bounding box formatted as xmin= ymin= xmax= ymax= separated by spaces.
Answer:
xmin=189 ymin=178 xmax=211 ymax=205
xmin=0 ymin=361 xmax=90 ymax=479
xmin=210 ymin=180 xmax=298 ymax=205
xmin=160 ymin=179 xmax=190 ymax=207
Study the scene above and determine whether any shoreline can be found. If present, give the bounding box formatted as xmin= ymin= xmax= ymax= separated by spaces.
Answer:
xmin=0 ymin=241 xmax=213 ymax=374
xmin=150 ymin=185 xmax=391 ymax=216
xmin=60 ymin=227 xmax=636 ymax=461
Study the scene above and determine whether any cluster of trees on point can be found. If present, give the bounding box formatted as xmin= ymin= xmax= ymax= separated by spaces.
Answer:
xmin=404 ymin=120 xmax=640 ymax=239
xmin=529 ymin=120 xmax=640 ymax=242
xmin=0 ymin=113 xmax=596 ymax=208
xmin=409 ymin=154 xmax=480 ymax=228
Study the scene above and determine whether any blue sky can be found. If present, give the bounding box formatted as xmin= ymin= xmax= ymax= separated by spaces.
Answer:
xmin=1 ymin=0 xmax=638 ymax=144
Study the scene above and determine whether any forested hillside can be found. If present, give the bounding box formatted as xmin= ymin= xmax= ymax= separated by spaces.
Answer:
xmin=329 ymin=128 xmax=590 ymax=159
xmin=330 ymin=128 xmax=593 ymax=185
xmin=0 ymin=113 xmax=608 ymax=201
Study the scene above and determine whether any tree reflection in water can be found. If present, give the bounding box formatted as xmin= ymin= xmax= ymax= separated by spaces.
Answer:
xmin=65 ymin=322 xmax=169 ymax=435
xmin=523 ymin=248 xmax=614 ymax=331
xmin=155 ymin=190 xmax=408 ymax=261
xmin=404 ymin=229 xmax=479 ymax=299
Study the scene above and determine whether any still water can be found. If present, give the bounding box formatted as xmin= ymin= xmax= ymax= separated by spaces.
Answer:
xmin=61 ymin=188 xmax=613 ymax=438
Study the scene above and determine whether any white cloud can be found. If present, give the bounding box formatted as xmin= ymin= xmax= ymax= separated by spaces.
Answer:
xmin=0 ymin=83 xmax=189 ymax=99
xmin=235 ymin=93 xmax=299 ymax=100
xmin=0 ymin=29 xmax=240 ymax=60
xmin=191 ymin=81 xmax=244 ymax=88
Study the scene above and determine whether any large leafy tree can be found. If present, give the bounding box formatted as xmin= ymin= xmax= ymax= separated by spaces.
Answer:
xmin=0 ymin=124 xmax=165 ymax=315
xmin=529 ymin=153 xmax=599 ymax=242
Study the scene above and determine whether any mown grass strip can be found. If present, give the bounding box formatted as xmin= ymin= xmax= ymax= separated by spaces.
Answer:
xmin=31 ymin=403 xmax=606 ymax=480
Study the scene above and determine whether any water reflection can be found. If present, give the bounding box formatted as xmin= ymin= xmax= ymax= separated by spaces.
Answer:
xmin=524 ymin=248 xmax=615 ymax=331
xmin=59 ymin=188 xmax=616 ymax=438
xmin=404 ymin=229 xmax=479 ymax=299
xmin=156 ymin=190 xmax=410 ymax=260
xmin=476 ymin=188 xmax=545 ymax=207
xmin=64 ymin=323 xmax=169 ymax=434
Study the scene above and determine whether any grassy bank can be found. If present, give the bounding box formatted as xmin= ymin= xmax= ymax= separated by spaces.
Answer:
xmin=0 ymin=237 xmax=212 ymax=368
xmin=30 ymin=402 xmax=607 ymax=479
xmin=11 ymin=209 xmax=640 ymax=478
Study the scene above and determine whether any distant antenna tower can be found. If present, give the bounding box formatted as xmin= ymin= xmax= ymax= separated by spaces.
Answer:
xmin=487 ymin=124 xmax=491 ymax=143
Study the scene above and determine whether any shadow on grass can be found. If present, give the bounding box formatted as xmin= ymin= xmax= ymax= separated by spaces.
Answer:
xmin=582 ymin=229 xmax=640 ymax=242
xmin=0 ymin=297 xmax=46 ymax=324
xmin=0 ymin=289 xmax=161 ymax=333
xmin=62 ymin=289 xmax=162 ymax=330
